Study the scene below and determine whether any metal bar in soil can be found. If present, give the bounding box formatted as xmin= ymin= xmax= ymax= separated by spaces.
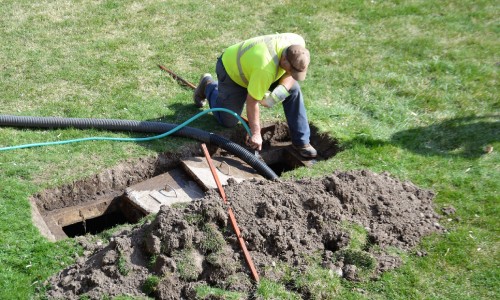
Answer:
xmin=201 ymin=143 xmax=260 ymax=283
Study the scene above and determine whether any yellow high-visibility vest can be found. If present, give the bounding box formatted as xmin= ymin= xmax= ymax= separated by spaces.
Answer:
xmin=222 ymin=33 xmax=305 ymax=100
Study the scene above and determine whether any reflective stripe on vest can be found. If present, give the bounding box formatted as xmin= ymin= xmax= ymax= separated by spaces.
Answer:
xmin=236 ymin=36 xmax=282 ymax=85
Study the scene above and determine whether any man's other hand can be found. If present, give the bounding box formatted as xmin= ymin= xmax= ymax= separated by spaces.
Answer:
xmin=246 ymin=133 xmax=263 ymax=151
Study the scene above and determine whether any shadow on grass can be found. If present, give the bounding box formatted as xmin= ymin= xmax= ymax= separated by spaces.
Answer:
xmin=350 ymin=115 xmax=499 ymax=159
xmin=145 ymin=111 xmax=499 ymax=160
xmin=143 ymin=102 xmax=237 ymax=137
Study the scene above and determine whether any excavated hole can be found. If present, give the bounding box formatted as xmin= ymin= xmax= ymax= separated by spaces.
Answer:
xmin=30 ymin=122 xmax=340 ymax=241
xmin=63 ymin=210 xmax=127 ymax=237
xmin=260 ymin=148 xmax=301 ymax=176
xmin=60 ymin=195 xmax=146 ymax=238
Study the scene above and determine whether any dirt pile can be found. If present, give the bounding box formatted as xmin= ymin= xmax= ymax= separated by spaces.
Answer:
xmin=45 ymin=170 xmax=444 ymax=299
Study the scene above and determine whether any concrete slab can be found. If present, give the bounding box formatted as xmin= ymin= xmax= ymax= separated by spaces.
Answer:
xmin=49 ymin=197 xmax=119 ymax=227
xmin=30 ymin=198 xmax=58 ymax=241
xmin=181 ymin=156 xmax=265 ymax=190
xmin=125 ymin=168 xmax=204 ymax=214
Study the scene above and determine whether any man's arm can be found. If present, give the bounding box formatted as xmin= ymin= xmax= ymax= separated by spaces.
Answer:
xmin=260 ymin=74 xmax=296 ymax=108
xmin=279 ymin=73 xmax=296 ymax=90
xmin=245 ymin=94 xmax=262 ymax=150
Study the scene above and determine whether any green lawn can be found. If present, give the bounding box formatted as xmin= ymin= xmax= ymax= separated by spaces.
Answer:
xmin=1 ymin=0 xmax=498 ymax=299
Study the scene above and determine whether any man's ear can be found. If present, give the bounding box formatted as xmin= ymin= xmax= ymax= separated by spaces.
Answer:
xmin=280 ymin=55 xmax=291 ymax=70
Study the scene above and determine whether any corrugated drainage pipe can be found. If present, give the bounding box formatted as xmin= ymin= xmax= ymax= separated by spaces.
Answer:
xmin=0 ymin=115 xmax=278 ymax=180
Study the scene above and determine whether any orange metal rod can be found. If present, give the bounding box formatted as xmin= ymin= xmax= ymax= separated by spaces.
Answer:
xmin=158 ymin=64 xmax=197 ymax=90
xmin=226 ymin=207 xmax=260 ymax=282
xmin=201 ymin=143 xmax=260 ymax=282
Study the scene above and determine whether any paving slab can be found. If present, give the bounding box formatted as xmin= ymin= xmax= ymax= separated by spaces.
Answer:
xmin=125 ymin=168 xmax=204 ymax=214
xmin=181 ymin=156 xmax=265 ymax=190
xmin=48 ymin=196 xmax=120 ymax=227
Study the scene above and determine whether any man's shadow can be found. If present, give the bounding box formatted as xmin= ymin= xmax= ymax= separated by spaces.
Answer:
xmin=348 ymin=115 xmax=499 ymax=159
xmin=139 ymin=103 xmax=498 ymax=160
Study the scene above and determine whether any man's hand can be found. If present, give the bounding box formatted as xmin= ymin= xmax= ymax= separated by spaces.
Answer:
xmin=262 ymin=85 xmax=290 ymax=108
xmin=246 ymin=133 xmax=262 ymax=151
xmin=260 ymin=92 xmax=272 ymax=108
xmin=245 ymin=94 xmax=262 ymax=150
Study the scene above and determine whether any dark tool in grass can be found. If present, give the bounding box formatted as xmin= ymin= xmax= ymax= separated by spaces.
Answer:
xmin=158 ymin=65 xmax=197 ymax=90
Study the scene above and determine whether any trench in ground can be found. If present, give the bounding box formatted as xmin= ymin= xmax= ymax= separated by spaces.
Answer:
xmin=30 ymin=122 xmax=340 ymax=241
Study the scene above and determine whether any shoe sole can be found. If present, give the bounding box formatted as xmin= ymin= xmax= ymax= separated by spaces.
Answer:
xmin=293 ymin=145 xmax=317 ymax=158
xmin=193 ymin=74 xmax=212 ymax=107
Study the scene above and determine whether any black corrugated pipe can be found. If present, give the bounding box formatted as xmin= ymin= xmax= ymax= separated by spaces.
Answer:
xmin=0 ymin=115 xmax=279 ymax=180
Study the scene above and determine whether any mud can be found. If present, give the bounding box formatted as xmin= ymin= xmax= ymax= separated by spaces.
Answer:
xmin=45 ymin=170 xmax=444 ymax=299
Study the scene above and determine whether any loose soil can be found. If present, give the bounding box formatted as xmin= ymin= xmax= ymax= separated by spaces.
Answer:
xmin=45 ymin=169 xmax=444 ymax=299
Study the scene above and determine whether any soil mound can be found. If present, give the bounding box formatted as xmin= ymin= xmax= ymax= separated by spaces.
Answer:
xmin=45 ymin=170 xmax=444 ymax=299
